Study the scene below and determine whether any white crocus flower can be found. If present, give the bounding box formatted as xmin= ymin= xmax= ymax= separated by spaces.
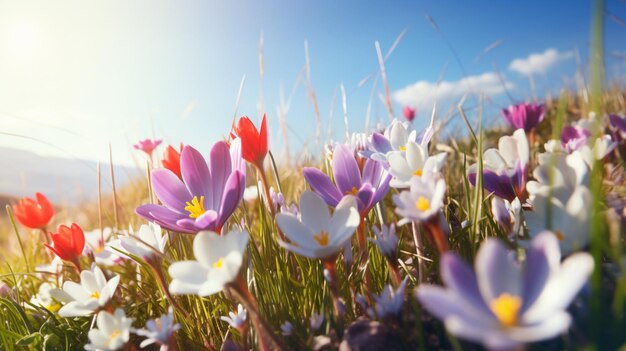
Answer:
xmin=393 ymin=175 xmax=446 ymax=225
xmin=276 ymin=191 xmax=360 ymax=260
xmin=83 ymin=228 xmax=124 ymax=266
xmin=119 ymin=223 xmax=168 ymax=261
xmin=526 ymin=186 xmax=591 ymax=255
xmin=482 ymin=129 xmax=529 ymax=174
xmin=366 ymin=119 xmax=418 ymax=163
xmin=51 ymin=264 xmax=120 ymax=317
xmin=135 ymin=307 xmax=181 ymax=350
xmin=387 ymin=119 xmax=416 ymax=151
xmin=85 ymin=308 xmax=133 ymax=351
xmin=30 ymin=282 xmax=64 ymax=312
xmin=387 ymin=140 xmax=447 ymax=188
xmin=528 ymin=150 xmax=589 ymax=204
xmin=168 ymin=230 xmax=249 ymax=296
xmin=578 ymin=134 xmax=617 ymax=167
xmin=491 ymin=197 xmax=522 ymax=237
xmin=220 ymin=304 xmax=247 ymax=332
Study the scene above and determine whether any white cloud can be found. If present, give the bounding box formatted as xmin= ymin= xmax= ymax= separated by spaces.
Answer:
xmin=393 ymin=72 xmax=513 ymax=107
xmin=509 ymin=48 xmax=573 ymax=75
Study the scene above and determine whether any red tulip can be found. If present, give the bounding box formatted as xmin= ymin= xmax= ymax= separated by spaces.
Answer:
xmin=162 ymin=144 xmax=183 ymax=178
xmin=46 ymin=224 xmax=85 ymax=267
xmin=231 ymin=114 xmax=268 ymax=168
xmin=12 ymin=192 xmax=54 ymax=230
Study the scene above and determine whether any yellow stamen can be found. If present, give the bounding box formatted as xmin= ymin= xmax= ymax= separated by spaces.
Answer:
xmin=313 ymin=231 xmax=330 ymax=246
xmin=47 ymin=303 xmax=61 ymax=312
xmin=413 ymin=169 xmax=423 ymax=176
xmin=185 ymin=196 xmax=206 ymax=219
xmin=399 ymin=146 xmax=407 ymax=151
xmin=490 ymin=293 xmax=522 ymax=328
xmin=415 ymin=196 xmax=430 ymax=211
xmin=213 ymin=258 xmax=225 ymax=269
xmin=90 ymin=291 xmax=100 ymax=299
xmin=345 ymin=187 xmax=359 ymax=196
xmin=554 ymin=230 xmax=565 ymax=241
xmin=109 ymin=330 xmax=121 ymax=341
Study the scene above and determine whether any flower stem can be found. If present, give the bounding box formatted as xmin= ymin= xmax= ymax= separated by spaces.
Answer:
xmin=5 ymin=205 xmax=30 ymax=272
xmin=255 ymin=164 xmax=285 ymax=241
xmin=323 ymin=260 xmax=344 ymax=319
xmin=411 ymin=221 xmax=425 ymax=283
xmin=228 ymin=277 xmax=286 ymax=351
xmin=356 ymin=215 xmax=367 ymax=254
xmin=355 ymin=216 xmax=374 ymax=304
xmin=386 ymin=257 xmax=402 ymax=287
xmin=148 ymin=259 xmax=189 ymax=315
xmin=424 ymin=219 xmax=449 ymax=254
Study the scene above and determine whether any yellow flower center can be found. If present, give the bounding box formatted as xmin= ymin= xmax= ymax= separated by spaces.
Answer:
xmin=413 ymin=169 xmax=423 ymax=176
xmin=185 ymin=196 xmax=206 ymax=219
xmin=213 ymin=258 xmax=225 ymax=269
xmin=90 ymin=291 xmax=100 ymax=299
xmin=47 ymin=303 xmax=61 ymax=312
xmin=313 ymin=231 xmax=330 ymax=246
xmin=399 ymin=146 xmax=407 ymax=151
xmin=109 ymin=330 xmax=121 ymax=341
xmin=415 ymin=196 xmax=430 ymax=211
xmin=345 ymin=187 xmax=359 ymax=196
xmin=554 ymin=230 xmax=565 ymax=241
xmin=490 ymin=293 xmax=522 ymax=328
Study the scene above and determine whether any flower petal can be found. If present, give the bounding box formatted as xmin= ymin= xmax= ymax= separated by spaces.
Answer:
xmin=209 ymin=141 xmax=233 ymax=211
xmin=276 ymin=213 xmax=317 ymax=248
xmin=217 ymin=170 xmax=245 ymax=228
xmin=152 ymin=169 xmax=190 ymax=212
xmin=331 ymin=144 xmax=362 ymax=195
xmin=300 ymin=191 xmax=331 ymax=234
xmin=475 ymin=239 xmax=522 ymax=301
xmin=303 ymin=168 xmax=342 ymax=207
xmin=136 ymin=204 xmax=193 ymax=233
xmin=440 ymin=253 xmax=491 ymax=314
xmin=522 ymin=252 xmax=593 ymax=323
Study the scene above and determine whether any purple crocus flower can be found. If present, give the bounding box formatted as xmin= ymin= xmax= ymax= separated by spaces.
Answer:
xmin=610 ymin=114 xmax=626 ymax=142
xmin=469 ymin=129 xmax=529 ymax=202
xmin=501 ymin=103 xmax=545 ymax=133
xmin=136 ymin=140 xmax=246 ymax=234
xmin=303 ymin=144 xmax=391 ymax=216
xmin=609 ymin=114 xmax=626 ymax=133
xmin=416 ymin=231 xmax=593 ymax=351
xmin=561 ymin=125 xmax=590 ymax=153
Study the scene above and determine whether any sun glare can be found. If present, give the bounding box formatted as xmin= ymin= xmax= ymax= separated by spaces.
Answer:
xmin=5 ymin=21 xmax=41 ymax=59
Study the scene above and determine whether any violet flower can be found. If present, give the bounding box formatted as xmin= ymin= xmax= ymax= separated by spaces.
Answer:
xmin=468 ymin=129 xmax=529 ymax=202
xmin=609 ymin=114 xmax=626 ymax=138
xmin=303 ymin=144 xmax=390 ymax=216
xmin=561 ymin=125 xmax=590 ymax=153
xmin=136 ymin=140 xmax=246 ymax=234
xmin=416 ymin=232 xmax=593 ymax=351
xmin=501 ymin=103 xmax=545 ymax=133
xmin=134 ymin=138 xmax=163 ymax=157
xmin=367 ymin=278 xmax=408 ymax=319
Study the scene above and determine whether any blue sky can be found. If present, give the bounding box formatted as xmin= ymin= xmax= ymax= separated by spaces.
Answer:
xmin=1 ymin=0 xmax=625 ymax=167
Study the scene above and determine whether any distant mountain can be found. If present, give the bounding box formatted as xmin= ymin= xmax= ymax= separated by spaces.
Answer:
xmin=0 ymin=147 xmax=141 ymax=205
